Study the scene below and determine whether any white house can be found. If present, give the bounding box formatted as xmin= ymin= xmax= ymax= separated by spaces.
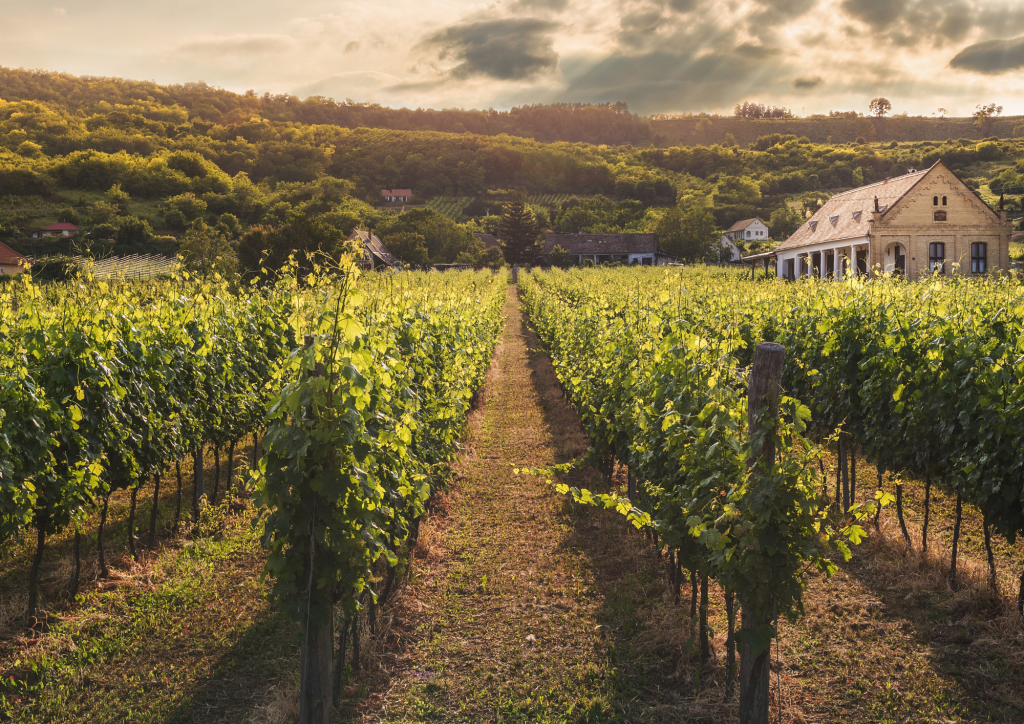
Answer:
xmin=723 ymin=218 xmax=769 ymax=244
xmin=380 ymin=189 xmax=412 ymax=203
xmin=717 ymin=235 xmax=742 ymax=262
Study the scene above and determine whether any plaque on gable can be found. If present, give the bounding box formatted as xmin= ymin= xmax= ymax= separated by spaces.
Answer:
xmin=934 ymin=210 xmax=947 ymax=221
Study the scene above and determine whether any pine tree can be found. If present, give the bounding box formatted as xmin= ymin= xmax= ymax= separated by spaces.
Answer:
xmin=498 ymin=201 xmax=539 ymax=265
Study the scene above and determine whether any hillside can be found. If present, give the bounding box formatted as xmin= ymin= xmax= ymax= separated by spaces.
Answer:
xmin=653 ymin=114 xmax=1024 ymax=148
xmin=1 ymin=66 xmax=1022 ymax=270
xmin=0 ymin=67 xmax=654 ymax=147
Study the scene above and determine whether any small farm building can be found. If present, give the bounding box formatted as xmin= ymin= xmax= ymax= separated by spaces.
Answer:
xmin=542 ymin=233 xmax=673 ymax=266
xmin=31 ymin=222 xmax=82 ymax=239
xmin=381 ymin=189 xmax=412 ymax=203
xmin=348 ymin=229 xmax=401 ymax=270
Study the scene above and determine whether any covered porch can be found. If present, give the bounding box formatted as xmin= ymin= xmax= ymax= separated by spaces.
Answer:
xmin=775 ymin=237 xmax=870 ymax=281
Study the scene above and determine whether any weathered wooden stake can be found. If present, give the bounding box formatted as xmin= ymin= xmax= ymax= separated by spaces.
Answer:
xmin=725 ymin=590 xmax=737 ymax=701
xmin=950 ymin=483 xmax=963 ymax=581
xmin=740 ymin=341 xmax=784 ymax=724
xmin=922 ymin=474 xmax=931 ymax=553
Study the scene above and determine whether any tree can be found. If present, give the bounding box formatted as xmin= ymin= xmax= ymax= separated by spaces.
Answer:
xmin=711 ymin=176 xmax=762 ymax=227
xmin=237 ymin=212 xmax=346 ymax=277
xmin=498 ymin=200 xmax=539 ymax=265
xmin=161 ymin=193 xmax=208 ymax=231
xmin=768 ymin=205 xmax=802 ymax=240
xmin=868 ymin=98 xmax=891 ymax=118
xmin=178 ymin=219 xmax=237 ymax=279
xmin=654 ymin=204 xmax=718 ymax=262
xmin=548 ymin=244 xmax=570 ymax=268
xmin=383 ymin=231 xmax=430 ymax=267
xmin=478 ymin=246 xmax=504 ymax=268
xmin=973 ymin=103 xmax=1003 ymax=133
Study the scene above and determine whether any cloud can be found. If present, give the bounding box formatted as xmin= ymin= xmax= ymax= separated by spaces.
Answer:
xmin=949 ymin=36 xmax=1024 ymax=74
xmin=423 ymin=18 xmax=559 ymax=80
xmin=564 ymin=49 xmax=782 ymax=114
xmin=178 ymin=34 xmax=293 ymax=56
xmin=735 ymin=42 xmax=781 ymax=57
xmin=840 ymin=0 xmax=906 ymax=29
xmin=792 ymin=75 xmax=824 ymax=88
xmin=344 ymin=41 xmax=361 ymax=54
xmin=511 ymin=0 xmax=569 ymax=11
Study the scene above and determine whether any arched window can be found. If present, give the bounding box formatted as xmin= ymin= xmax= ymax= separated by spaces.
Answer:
xmin=933 ymin=196 xmax=938 ymax=206
xmin=942 ymin=196 xmax=947 ymax=206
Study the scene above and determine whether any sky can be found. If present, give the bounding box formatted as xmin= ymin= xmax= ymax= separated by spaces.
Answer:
xmin=3 ymin=0 xmax=1024 ymax=117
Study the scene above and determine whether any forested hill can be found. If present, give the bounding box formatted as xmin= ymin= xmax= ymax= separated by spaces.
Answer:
xmin=654 ymin=114 xmax=1024 ymax=148
xmin=0 ymin=67 xmax=654 ymax=146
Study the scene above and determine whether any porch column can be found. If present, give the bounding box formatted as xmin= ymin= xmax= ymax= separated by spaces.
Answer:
xmin=834 ymin=247 xmax=843 ymax=281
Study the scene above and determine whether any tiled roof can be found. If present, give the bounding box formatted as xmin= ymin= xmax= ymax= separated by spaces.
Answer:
xmin=0 ymin=241 xmax=27 ymax=266
xmin=543 ymin=233 xmax=658 ymax=255
xmin=381 ymin=189 xmax=412 ymax=196
xmin=42 ymin=222 xmax=81 ymax=231
xmin=349 ymin=229 xmax=400 ymax=267
xmin=726 ymin=217 xmax=764 ymax=232
xmin=774 ymin=167 xmax=930 ymax=252
xmin=473 ymin=233 xmax=500 ymax=249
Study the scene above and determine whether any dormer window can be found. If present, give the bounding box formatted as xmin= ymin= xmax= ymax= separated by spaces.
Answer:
xmin=878 ymin=204 xmax=888 ymax=213
xmin=830 ymin=215 xmax=839 ymax=226
xmin=852 ymin=211 xmax=862 ymax=221
xmin=809 ymin=220 xmax=818 ymax=232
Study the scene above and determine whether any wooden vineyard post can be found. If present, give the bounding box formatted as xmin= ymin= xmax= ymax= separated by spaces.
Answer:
xmin=299 ymin=335 xmax=334 ymax=724
xmin=740 ymin=341 xmax=785 ymax=724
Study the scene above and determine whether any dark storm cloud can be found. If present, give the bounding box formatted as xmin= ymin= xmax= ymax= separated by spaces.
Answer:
xmin=749 ymin=0 xmax=818 ymax=26
xmin=424 ymin=18 xmax=559 ymax=80
xmin=511 ymin=0 xmax=570 ymax=11
xmin=735 ymin=42 xmax=781 ymax=57
xmin=563 ymin=50 xmax=784 ymax=114
xmin=792 ymin=75 xmax=823 ymax=89
xmin=950 ymin=36 xmax=1024 ymax=74
xmin=840 ymin=0 xmax=907 ymax=29
xmin=840 ymin=0 xmax=1024 ymax=46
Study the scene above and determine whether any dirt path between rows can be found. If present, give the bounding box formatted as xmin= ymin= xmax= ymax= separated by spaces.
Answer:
xmin=354 ymin=285 xmax=691 ymax=723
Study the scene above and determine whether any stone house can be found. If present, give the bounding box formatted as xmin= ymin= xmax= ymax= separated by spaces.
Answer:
xmin=770 ymin=161 xmax=1009 ymax=279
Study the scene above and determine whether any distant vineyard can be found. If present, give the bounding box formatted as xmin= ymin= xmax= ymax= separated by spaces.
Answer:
xmin=427 ymin=197 xmax=475 ymax=221
xmin=78 ymin=254 xmax=179 ymax=279
xmin=526 ymin=194 xmax=574 ymax=206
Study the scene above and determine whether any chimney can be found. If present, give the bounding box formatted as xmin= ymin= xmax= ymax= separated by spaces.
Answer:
xmin=874 ymin=196 xmax=880 ymax=213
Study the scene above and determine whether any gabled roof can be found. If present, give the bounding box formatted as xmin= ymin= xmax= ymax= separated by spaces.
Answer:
xmin=544 ymin=233 xmax=658 ymax=255
xmin=774 ymin=165 xmax=933 ymax=252
xmin=727 ymin=217 xmax=765 ymax=232
xmin=0 ymin=241 xmax=27 ymax=265
xmin=42 ymin=222 xmax=81 ymax=231
xmin=381 ymin=189 xmax=412 ymax=196
xmin=348 ymin=229 xmax=400 ymax=267
xmin=473 ymin=233 xmax=500 ymax=249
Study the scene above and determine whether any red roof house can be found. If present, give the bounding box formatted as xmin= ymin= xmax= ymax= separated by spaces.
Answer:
xmin=32 ymin=222 xmax=82 ymax=239
xmin=0 ymin=241 xmax=27 ymax=275
xmin=380 ymin=189 xmax=412 ymax=203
